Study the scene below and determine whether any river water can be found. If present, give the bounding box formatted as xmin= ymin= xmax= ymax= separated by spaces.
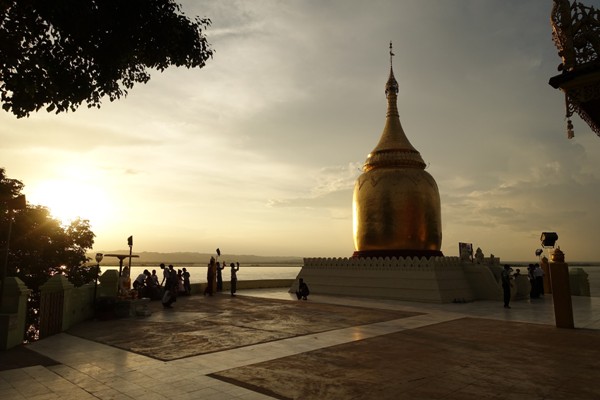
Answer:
xmin=98 ymin=263 xmax=600 ymax=297
xmin=99 ymin=263 xmax=302 ymax=284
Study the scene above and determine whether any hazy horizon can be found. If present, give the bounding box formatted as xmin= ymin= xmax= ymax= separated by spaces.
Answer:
xmin=87 ymin=249 xmax=599 ymax=265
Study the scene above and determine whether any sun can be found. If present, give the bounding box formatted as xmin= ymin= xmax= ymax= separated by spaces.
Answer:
xmin=28 ymin=180 xmax=113 ymax=226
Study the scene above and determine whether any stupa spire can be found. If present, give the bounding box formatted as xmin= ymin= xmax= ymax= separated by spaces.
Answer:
xmin=363 ymin=42 xmax=425 ymax=172
xmin=385 ymin=41 xmax=399 ymax=97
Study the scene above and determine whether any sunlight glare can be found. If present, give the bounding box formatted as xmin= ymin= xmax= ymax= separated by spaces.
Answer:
xmin=28 ymin=180 xmax=112 ymax=227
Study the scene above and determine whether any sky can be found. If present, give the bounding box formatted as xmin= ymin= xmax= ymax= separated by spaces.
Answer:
xmin=2 ymin=0 xmax=600 ymax=262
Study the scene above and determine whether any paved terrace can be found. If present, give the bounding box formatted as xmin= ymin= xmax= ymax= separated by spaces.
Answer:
xmin=1 ymin=289 xmax=600 ymax=400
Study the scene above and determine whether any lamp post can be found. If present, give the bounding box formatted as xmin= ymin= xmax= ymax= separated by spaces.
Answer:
xmin=93 ymin=253 xmax=103 ymax=306
xmin=127 ymin=236 xmax=133 ymax=273
xmin=1 ymin=194 xmax=26 ymax=310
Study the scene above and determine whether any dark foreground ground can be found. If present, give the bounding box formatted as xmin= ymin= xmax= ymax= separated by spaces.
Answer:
xmin=2 ymin=292 xmax=600 ymax=399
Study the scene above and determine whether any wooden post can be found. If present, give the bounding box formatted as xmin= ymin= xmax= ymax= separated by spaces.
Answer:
xmin=549 ymin=248 xmax=574 ymax=329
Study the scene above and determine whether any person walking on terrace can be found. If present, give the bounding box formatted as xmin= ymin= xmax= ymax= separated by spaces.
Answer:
xmin=230 ymin=262 xmax=240 ymax=296
xmin=501 ymin=265 xmax=513 ymax=309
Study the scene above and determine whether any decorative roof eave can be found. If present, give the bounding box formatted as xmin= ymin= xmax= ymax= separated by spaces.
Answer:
xmin=550 ymin=0 xmax=600 ymax=138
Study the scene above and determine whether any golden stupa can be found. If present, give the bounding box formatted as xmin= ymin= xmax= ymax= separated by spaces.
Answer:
xmin=352 ymin=44 xmax=443 ymax=258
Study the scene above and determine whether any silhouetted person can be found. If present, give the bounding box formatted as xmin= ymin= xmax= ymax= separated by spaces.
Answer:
xmin=182 ymin=267 xmax=191 ymax=295
xmin=204 ymin=257 xmax=215 ymax=296
xmin=133 ymin=270 xmax=147 ymax=292
xmin=295 ymin=278 xmax=310 ymax=300
xmin=230 ymin=262 xmax=239 ymax=296
xmin=160 ymin=263 xmax=168 ymax=287
xmin=534 ymin=264 xmax=545 ymax=296
xmin=216 ymin=262 xmax=225 ymax=292
xmin=501 ymin=265 xmax=512 ymax=309
xmin=151 ymin=269 xmax=159 ymax=287
xmin=162 ymin=264 xmax=177 ymax=308
xmin=148 ymin=269 xmax=161 ymax=300
xmin=528 ymin=264 xmax=539 ymax=298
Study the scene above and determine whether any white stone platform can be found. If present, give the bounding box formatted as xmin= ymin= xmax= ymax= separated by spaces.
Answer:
xmin=293 ymin=256 xmax=496 ymax=303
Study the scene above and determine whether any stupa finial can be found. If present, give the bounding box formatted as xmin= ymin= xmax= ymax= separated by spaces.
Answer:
xmin=385 ymin=41 xmax=399 ymax=96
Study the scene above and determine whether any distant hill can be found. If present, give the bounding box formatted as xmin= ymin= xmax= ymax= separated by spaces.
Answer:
xmin=87 ymin=250 xmax=303 ymax=265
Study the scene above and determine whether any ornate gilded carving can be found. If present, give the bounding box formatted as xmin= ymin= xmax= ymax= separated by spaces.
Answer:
xmin=551 ymin=0 xmax=600 ymax=71
xmin=550 ymin=1 xmax=600 ymax=138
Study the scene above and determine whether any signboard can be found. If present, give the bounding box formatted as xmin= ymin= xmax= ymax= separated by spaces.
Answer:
xmin=458 ymin=242 xmax=473 ymax=262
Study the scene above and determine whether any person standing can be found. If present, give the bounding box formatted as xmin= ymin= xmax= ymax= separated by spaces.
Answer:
xmin=162 ymin=264 xmax=178 ymax=308
xmin=528 ymin=264 xmax=538 ymax=298
xmin=501 ymin=265 xmax=512 ymax=309
xmin=182 ymin=267 xmax=191 ymax=295
xmin=534 ymin=264 xmax=545 ymax=296
xmin=160 ymin=263 xmax=169 ymax=287
xmin=216 ymin=262 xmax=225 ymax=292
xmin=204 ymin=257 xmax=216 ymax=296
xmin=151 ymin=269 xmax=160 ymax=287
xmin=230 ymin=262 xmax=240 ymax=296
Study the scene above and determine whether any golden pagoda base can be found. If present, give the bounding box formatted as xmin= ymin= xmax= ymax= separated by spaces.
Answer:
xmin=291 ymin=256 xmax=509 ymax=304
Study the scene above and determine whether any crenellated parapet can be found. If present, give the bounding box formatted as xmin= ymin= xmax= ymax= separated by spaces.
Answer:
xmin=295 ymin=256 xmax=474 ymax=303
xmin=304 ymin=256 xmax=461 ymax=269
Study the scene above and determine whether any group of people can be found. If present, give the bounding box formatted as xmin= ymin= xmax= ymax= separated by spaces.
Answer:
xmin=126 ymin=258 xmax=244 ymax=308
xmin=125 ymin=260 xmax=311 ymax=309
xmin=127 ymin=264 xmax=193 ymax=307
xmin=527 ymin=263 xmax=545 ymax=299
xmin=501 ymin=263 xmax=546 ymax=309
xmin=159 ymin=263 xmax=192 ymax=308
xmin=204 ymin=259 xmax=240 ymax=297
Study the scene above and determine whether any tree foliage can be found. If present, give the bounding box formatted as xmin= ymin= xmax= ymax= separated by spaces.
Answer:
xmin=1 ymin=168 xmax=96 ymax=341
xmin=0 ymin=0 xmax=213 ymax=118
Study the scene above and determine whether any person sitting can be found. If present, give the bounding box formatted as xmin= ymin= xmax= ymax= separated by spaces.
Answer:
xmin=133 ymin=271 xmax=146 ymax=290
xmin=133 ymin=269 xmax=152 ymax=299
xmin=118 ymin=267 xmax=132 ymax=297
xmin=295 ymin=278 xmax=310 ymax=300
xmin=146 ymin=269 xmax=162 ymax=300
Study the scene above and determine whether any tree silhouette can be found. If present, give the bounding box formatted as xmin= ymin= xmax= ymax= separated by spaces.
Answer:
xmin=0 ymin=0 xmax=213 ymax=118
xmin=1 ymin=168 xmax=96 ymax=341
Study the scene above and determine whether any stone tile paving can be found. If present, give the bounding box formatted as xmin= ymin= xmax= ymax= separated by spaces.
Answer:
xmin=0 ymin=346 xmax=59 ymax=371
xmin=66 ymin=294 xmax=420 ymax=361
xmin=210 ymin=317 xmax=600 ymax=400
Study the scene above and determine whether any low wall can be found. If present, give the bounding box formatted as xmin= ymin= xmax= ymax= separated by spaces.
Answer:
xmin=570 ymin=268 xmax=591 ymax=296
xmin=463 ymin=264 xmax=502 ymax=301
xmin=39 ymin=276 xmax=95 ymax=338
xmin=296 ymin=257 xmax=475 ymax=303
xmin=0 ymin=277 xmax=30 ymax=350
xmin=190 ymin=279 xmax=294 ymax=295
